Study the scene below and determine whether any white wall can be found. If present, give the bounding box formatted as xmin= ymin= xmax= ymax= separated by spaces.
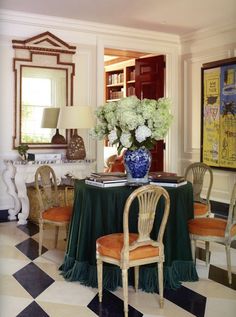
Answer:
xmin=0 ymin=9 xmax=180 ymax=210
xmin=180 ymin=22 xmax=236 ymax=202
xmin=0 ymin=10 xmax=235 ymax=211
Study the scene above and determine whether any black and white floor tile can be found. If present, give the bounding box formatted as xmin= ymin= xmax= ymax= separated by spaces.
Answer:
xmin=0 ymin=219 xmax=235 ymax=317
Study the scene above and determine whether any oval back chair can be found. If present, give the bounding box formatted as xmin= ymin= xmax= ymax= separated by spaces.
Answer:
xmin=96 ymin=184 xmax=170 ymax=317
xmin=35 ymin=165 xmax=73 ymax=255
xmin=188 ymin=182 xmax=236 ymax=284
xmin=185 ymin=162 xmax=213 ymax=218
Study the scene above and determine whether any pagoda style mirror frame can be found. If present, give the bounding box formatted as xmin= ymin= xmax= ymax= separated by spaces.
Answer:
xmin=12 ymin=31 xmax=76 ymax=149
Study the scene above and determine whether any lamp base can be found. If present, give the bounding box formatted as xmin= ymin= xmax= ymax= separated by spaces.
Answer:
xmin=66 ymin=132 xmax=86 ymax=160
xmin=51 ymin=129 xmax=66 ymax=144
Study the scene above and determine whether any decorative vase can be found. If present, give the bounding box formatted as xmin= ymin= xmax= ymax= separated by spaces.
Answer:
xmin=124 ymin=148 xmax=152 ymax=185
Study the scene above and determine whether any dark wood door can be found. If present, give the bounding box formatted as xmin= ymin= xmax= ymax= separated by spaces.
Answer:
xmin=135 ymin=55 xmax=165 ymax=171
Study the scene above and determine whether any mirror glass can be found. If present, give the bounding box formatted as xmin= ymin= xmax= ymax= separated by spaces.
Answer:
xmin=12 ymin=31 xmax=76 ymax=149
xmin=21 ymin=67 xmax=66 ymax=144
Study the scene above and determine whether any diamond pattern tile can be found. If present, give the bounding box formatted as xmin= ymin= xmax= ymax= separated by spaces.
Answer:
xmin=15 ymin=238 xmax=47 ymax=260
xmin=231 ymin=240 xmax=236 ymax=249
xmin=13 ymin=262 xmax=55 ymax=298
xmin=88 ymin=289 xmax=143 ymax=317
xmin=164 ymin=286 xmax=206 ymax=317
xmin=17 ymin=222 xmax=39 ymax=236
xmin=1 ymin=217 xmax=235 ymax=317
xmin=209 ymin=265 xmax=236 ymax=290
xmin=16 ymin=301 xmax=49 ymax=317
xmin=196 ymin=246 xmax=210 ymax=262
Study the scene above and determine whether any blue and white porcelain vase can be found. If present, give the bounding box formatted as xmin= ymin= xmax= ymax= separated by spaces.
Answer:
xmin=124 ymin=148 xmax=152 ymax=185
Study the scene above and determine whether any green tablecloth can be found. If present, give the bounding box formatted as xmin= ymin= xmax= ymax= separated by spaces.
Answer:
xmin=60 ymin=180 xmax=198 ymax=292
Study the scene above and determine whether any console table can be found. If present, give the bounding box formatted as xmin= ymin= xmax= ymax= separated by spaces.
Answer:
xmin=2 ymin=160 xmax=95 ymax=225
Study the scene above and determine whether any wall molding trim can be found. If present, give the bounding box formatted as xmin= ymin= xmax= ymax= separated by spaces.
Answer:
xmin=0 ymin=9 xmax=180 ymax=45
xmin=181 ymin=20 xmax=236 ymax=44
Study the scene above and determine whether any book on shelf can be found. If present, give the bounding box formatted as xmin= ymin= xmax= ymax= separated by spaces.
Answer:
xmin=149 ymin=181 xmax=187 ymax=188
xmin=85 ymin=179 xmax=127 ymax=188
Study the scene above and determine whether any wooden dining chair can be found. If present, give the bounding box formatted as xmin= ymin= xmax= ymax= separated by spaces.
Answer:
xmin=35 ymin=165 xmax=73 ymax=255
xmin=96 ymin=184 xmax=170 ymax=317
xmin=185 ymin=162 xmax=213 ymax=218
xmin=188 ymin=182 xmax=236 ymax=284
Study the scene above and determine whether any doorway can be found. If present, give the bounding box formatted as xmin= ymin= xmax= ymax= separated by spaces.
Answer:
xmin=104 ymin=48 xmax=166 ymax=172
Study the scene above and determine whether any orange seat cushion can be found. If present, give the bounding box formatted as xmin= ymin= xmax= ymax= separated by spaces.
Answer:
xmin=42 ymin=206 xmax=72 ymax=222
xmin=110 ymin=161 xmax=125 ymax=172
xmin=188 ymin=218 xmax=228 ymax=237
xmin=96 ymin=233 xmax=159 ymax=261
xmin=194 ymin=202 xmax=208 ymax=217
xmin=231 ymin=224 xmax=236 ymax=236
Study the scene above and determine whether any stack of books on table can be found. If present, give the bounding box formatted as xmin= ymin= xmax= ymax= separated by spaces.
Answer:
xmin=149 ymin=172 xmax=187 ymax=187
xmin=85 ymin=172 xmax=127 ymax=188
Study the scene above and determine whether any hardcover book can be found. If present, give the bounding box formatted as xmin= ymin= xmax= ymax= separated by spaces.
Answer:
xmin=85 ymin=179 xmax=127 ymax=188
xmin=149 ymin=173 xmax=185 ymax=183
xmin=90 ymin=172 xmax=126 ymax=178
xmin=149 ymin=181 xmax=187 ymax=188
xmin=86 ymin=173 xmax=127 ymax=184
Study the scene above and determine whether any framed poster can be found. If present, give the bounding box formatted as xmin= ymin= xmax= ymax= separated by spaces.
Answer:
xmin=201 ymin=57 xmax=236 ymax=171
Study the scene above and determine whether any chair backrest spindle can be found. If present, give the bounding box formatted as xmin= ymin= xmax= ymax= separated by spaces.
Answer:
xmin=122 ymin=185 xmax=170 ymax=255
xmin=35 ymin=165 xmax=59 ymax=212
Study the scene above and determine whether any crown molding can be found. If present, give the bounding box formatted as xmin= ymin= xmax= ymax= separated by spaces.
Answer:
xmin=0 ymin=9 xmax=180 ymax=45
xmin=181 ymin=20 xmax=236 ymax=44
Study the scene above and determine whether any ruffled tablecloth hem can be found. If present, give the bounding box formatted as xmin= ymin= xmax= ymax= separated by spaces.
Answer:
xmin=59 ymin=254 xmax=198 ymax=292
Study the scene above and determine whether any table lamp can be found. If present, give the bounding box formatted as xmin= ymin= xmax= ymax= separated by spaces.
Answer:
xmin=41 ymin=107 xmax=66 ymax=144
xmin=57 ymin=106 xmax=94 ymax=160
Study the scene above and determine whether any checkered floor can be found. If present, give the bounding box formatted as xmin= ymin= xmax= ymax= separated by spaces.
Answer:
xmin=0 ymin=220 xmax=235 ymax=317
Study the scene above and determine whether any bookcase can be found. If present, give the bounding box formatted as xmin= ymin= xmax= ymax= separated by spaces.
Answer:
xmin=105 ymin=69 xmax=124 ymax=101
xmin=126 ymin=65 xmax=135 ymax=97
xmin=105 ymin=60 xmax=135 ymax=102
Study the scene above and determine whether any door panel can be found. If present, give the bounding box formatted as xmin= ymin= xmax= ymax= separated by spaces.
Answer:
xmin=135 ymin=55 xmax=165 ymax=171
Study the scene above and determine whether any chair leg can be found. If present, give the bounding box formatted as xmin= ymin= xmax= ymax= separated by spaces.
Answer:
xmin=134 ymin=266 xmax=139 ymax=292
xmin=65 ymin=224 xmax=69 ymax=241
xmin=158 ymin=262 xmax=164 ymax=308
xmin=122 ymin=268 xmax=128 ymax=317
xmin=205 ymin=241 xmax=210 ymax=265
xmin=39 ymin=221 xmax=43 ymax=256
xmin=190 ymin=238 xmax=196 ymax=263
xmin=54 ymin=226 xmax=59 ymax=248
xmin=225 ymin=244 xmax=232 ymax=284
xmin=97 ymin=258 xmax=103 ymax=302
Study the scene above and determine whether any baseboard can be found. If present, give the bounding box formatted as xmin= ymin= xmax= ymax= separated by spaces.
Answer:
xmin=0 ymin=209 xmax=10 ymax=222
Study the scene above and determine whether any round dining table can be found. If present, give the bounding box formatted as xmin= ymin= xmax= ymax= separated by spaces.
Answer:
xmin=60 ymin=179 xmax=198 ymax=292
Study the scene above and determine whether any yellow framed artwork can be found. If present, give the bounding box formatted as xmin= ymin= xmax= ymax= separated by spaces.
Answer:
xmin=201 ymin=57 xmax=236 ymax=171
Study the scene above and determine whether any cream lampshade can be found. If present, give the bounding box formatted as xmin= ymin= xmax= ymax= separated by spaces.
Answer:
xmin=41 ymin=107 xmax=66 ymax=144
xmin=57 ymin=106 xmax=94 ymax=160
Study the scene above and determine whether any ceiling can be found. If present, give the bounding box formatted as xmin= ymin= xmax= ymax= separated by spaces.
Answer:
xmin=1 ymin=0 xmax=235 ymax=36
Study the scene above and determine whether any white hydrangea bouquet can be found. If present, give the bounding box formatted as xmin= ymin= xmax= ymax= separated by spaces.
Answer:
xmin=92 ymin=96 xmax=173 ymax=153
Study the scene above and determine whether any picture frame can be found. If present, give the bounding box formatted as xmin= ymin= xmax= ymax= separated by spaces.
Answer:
xmin=201 ymin=57 xmax=236 ymax=171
